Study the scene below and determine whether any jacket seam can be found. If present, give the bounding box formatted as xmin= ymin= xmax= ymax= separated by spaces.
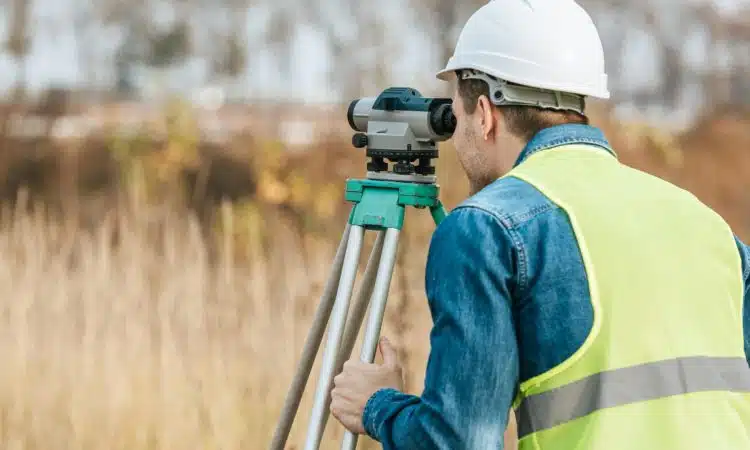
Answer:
xmin=362 ymin=388 xmax=384 ymax=440
xmin=363 ymin=388 xmax=430 ymax=449
xmin=505 ymin=201 xmax=558 ymax=226
xmin=460 ymin=196 xmax=558 ymax=228
xmin=362 ymin=389 xmax=379 ymax=439
xmin=736 ymin=237 xmax=750 ymax=283
xmin=524 ymin=138 xmax=614 ymax=160
xmin=452 ymin=204 xmax=529 ymax=294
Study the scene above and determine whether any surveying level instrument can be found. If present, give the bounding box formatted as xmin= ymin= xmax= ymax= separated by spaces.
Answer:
xmin=270 ymin=87 xmax=456 ymax=450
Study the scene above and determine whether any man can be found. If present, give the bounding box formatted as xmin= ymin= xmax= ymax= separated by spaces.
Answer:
xmin=330 ymin=1 xmax=750 ymax=449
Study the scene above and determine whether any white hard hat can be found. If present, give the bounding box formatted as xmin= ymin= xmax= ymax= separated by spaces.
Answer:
xmin=437 ymin=0 xmax=610 ymax=100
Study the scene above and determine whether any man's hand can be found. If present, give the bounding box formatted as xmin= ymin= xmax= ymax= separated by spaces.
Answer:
xmin=331 ymin=336 xmax=405 ymax=435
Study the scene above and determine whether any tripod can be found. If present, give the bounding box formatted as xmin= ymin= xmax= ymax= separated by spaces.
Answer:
xmin=270 ymin=177 xmax=446 ymax=450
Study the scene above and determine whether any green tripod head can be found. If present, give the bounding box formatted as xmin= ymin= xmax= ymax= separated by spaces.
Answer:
xmin=347 ymin=87 xmax=455 ymax=184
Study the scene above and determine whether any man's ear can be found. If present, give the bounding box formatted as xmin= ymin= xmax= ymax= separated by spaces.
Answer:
xmin=477 ymin=95 xmax=496 ymax=141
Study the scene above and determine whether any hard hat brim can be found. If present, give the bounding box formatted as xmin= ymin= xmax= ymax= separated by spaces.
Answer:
xmin=435 ymin=67 xmax=456 ymax=82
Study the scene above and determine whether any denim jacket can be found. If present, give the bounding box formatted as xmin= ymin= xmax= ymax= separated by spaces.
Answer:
xmin=362 ymin=124 xmax=750 ymax=449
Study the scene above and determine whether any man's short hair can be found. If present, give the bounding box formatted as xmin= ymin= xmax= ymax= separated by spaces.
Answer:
xmin=457 ymin=75 xmax=589 ymax=142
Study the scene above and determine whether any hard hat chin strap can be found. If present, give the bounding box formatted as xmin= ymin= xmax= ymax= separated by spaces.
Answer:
xmin=459 ymin=69 xmax=586 ymax=115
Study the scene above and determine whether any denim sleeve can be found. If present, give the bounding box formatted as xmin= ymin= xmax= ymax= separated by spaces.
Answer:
xmin=735 ymin=236 xmax=750 ymax=366
xmin=362 ymin=206 xmax=520 ymax=449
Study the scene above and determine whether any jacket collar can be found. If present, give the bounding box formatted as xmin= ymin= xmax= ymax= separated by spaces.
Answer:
xmin=514 ymin=124 xmax=616 ymax=168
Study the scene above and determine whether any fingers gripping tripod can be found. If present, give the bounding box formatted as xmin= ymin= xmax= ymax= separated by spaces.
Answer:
xmin=270 ymin=87 xmax=455 ymax=450
xmin=271 ymin=178 xmax=446 ymax=450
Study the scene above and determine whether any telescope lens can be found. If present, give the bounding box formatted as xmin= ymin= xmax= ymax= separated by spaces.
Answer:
xmin=347 ymin=97 xmax=376 ymax=132
xmin=347 ymin=99 xmax=359 ymax=131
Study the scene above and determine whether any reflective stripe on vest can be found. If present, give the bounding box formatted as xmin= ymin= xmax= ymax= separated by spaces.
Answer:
xmin=516 ymin=356 xmax=750 ymax=439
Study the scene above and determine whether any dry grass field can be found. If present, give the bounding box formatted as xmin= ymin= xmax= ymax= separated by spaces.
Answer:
xmin=0 ymin=103 xmax=748 ymax=449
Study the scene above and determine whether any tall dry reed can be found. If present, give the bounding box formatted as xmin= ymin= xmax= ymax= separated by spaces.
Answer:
xmin=0 ymin=190 xmax=438 ymax=449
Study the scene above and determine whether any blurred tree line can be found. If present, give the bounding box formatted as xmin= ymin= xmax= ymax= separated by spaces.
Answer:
xmin=2 ymin=0 xmax=749 ymax=114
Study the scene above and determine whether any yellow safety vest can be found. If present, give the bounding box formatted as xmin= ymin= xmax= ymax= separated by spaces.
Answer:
xmin=504 ymin=144 xmax=750 ymax=450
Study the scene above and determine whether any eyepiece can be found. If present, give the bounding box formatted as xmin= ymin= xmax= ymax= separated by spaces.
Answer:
xmin=430 ymin=103 xmax=456 ymax=137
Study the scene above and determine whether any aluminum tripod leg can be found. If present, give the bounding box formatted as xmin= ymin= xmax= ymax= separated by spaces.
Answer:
xmin=304 ymin=225 xmax=366 ymax=450
xmin=270 ymin=225 xmax=384 ymax=450
xmin=340 ymin=227 xmax=401 ymax=450
xmin=337 ymin=231 xmax=386 ymax=370
xmin=270 ymin=223 xmax=352 ymax=450
xmin=320 ymin=231 xmax=386 ymax=430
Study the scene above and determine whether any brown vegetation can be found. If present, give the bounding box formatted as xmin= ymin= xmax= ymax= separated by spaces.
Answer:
xmin=0 ymin=104 xmax=747 ymax=448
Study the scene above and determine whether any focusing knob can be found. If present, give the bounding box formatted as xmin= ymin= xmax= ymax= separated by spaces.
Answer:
xmin=352 ymin=133 xmax=368 ymax=148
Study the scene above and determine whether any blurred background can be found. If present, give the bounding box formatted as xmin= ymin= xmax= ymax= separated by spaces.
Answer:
xmin=0 ymin=0 xmax=748 ymax=449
